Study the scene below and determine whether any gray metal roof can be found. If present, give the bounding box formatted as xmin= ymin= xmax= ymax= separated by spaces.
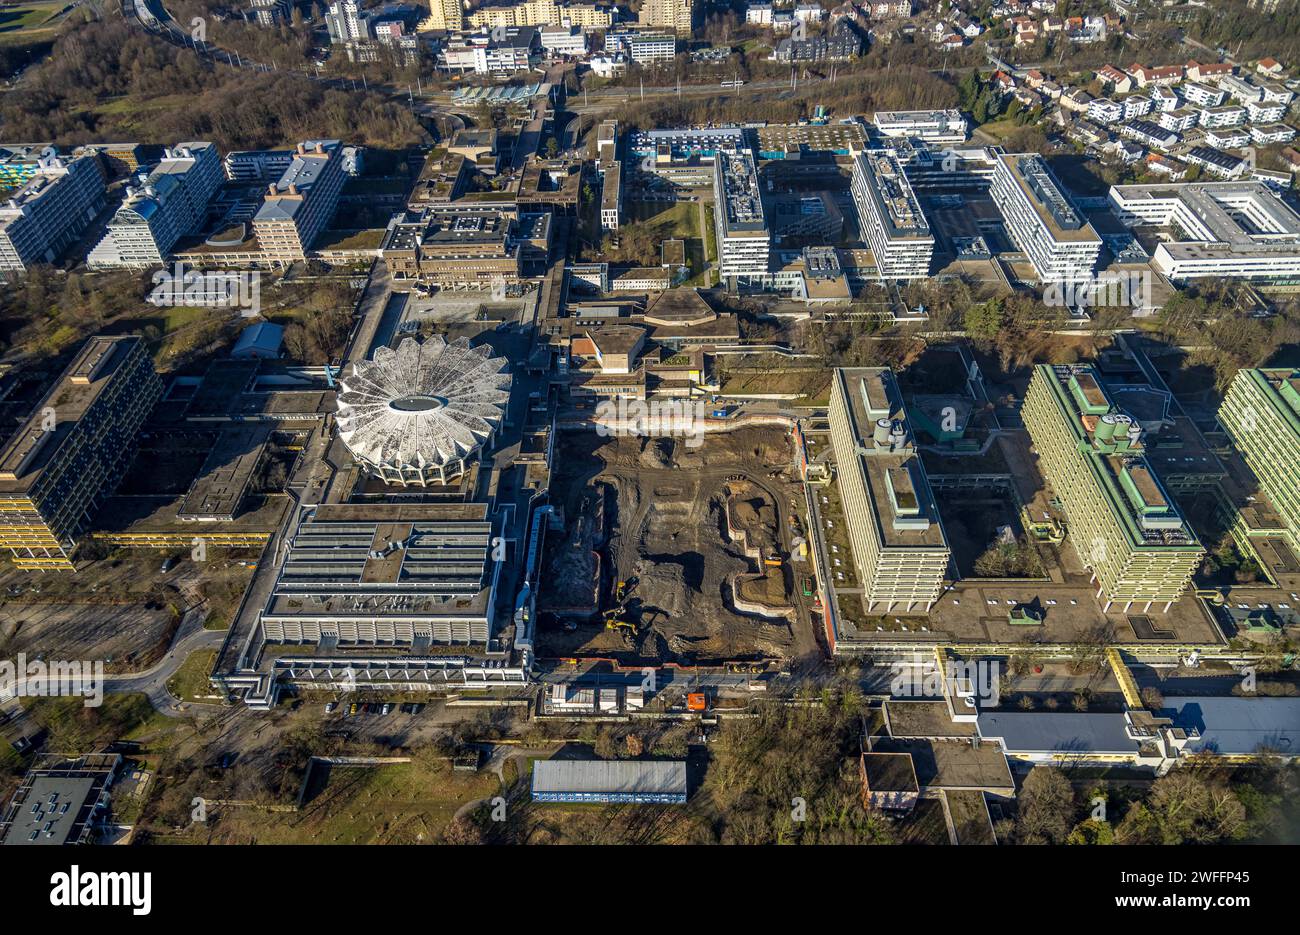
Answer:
xmin=977 ymin=712 xmax=1140 ymax=755
xmin=337 ymin=335 xmax=510 ymax=471
xmin=1163 ymin=696 xmax=1300 ymax=756
xmin=532 ymin=759 xmax=687 ymax=796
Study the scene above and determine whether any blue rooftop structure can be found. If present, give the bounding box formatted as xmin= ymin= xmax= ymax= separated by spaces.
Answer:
xmin=1162 ymin=696 xmax=1300 ymax=757
xmin=232 ymin=321 xmax=284 ymax=360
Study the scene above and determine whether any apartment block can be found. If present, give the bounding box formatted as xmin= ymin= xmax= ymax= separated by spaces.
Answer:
xmin=990 ymin=153 xmax=1102 ymax=282
xmin=467 ymin=0 xmax=614 ymax=29
xmin=418 ymin=0 xmax=465 ymax=30
xmin=0 ymin=336 xmax=161 ymax=570
xmin=851 ymin=150 xmax=934 ymax=280
xmin=639 ymin=0 xmax=694 ymax=36
xmin=87 ymin=141 xmax=222 ymax=268
xmin=252 ymin=139 xmax=346 ymax=265
xmin=1181 ymin=81 xmax=1226 ymax=107
xmin=0 ymin=154 xmax=105 ymax=273
xmin=1199 ymin=104 xmax=1247 ymax=128
xmin=828 ymin=368 xmax=950 ymax=613
xmin=1219 ymin=369 xmax=1300 ymax=556
xmin=1024 ymin=365 xmax=1202 ymax=610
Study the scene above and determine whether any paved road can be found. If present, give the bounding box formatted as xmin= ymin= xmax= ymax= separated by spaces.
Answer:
xmin=3 ymin=608 xmax=226 ymax=719
xmin=103 ymin=609 xmax=227 ymax=716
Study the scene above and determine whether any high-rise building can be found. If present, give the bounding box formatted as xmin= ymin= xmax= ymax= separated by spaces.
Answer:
xmin=0 ymin=336 xmax=161 ymax=570
xmin=596 ymin=120 xmax=618 ymax=172
xmin=1219 ymin=369 xmax=1300 ymax=557
xmin=712 ymin=148 xmax=770 ymax=288
xmin=252 ymin=139 xmax=346 ymax=265
xmin=990 ymin=153 xmax=1102 ymax=282
xmin=601 ymin=161 xmax=621 ymax=230
xmin=251 ymin=0 xmax=291 ymax=26
xmin=639 ymin=0 xmax=694 ymax=36
xmin=87 ymin=142 xmax=222 ymax=268
xmin=828 ymin=368 xmax=950 ymax=613
xmin=326 ymin=0 xmax=369 ymax=42
xmin=1023 ymin=364 xmax=1202 ymax=610
xmin=851 ymin=150 xmax=934 ymax=280
xmin=467 ymin=0 xmax=615 ymax=30
xmin=419 ymin=0 xmax=465 ymax=31
xmin=0 ymin=154 xmax=105 ymax=273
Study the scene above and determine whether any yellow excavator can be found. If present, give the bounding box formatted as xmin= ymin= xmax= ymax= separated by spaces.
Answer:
xmin=604 ymin=577 xmax=640 ymax=632
xmin=603 ymin=608 xmax=636 ymax=632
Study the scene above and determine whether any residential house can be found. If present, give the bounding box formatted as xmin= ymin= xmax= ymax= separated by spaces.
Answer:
xmin=1128 ymin=63 xmax=1184 ymax=88
xmin=1185 ymin=60 xmax=1233 ymax=83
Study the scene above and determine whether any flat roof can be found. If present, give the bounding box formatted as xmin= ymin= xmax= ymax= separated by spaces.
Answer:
xmin=254 ymin=140 xmax=339 ymax=224
xmin=531 ymin=759 xmax=687 ymax=796
xmin=178 ymin=423 xmax=272 ymax=520
xmin=857 ymin=150 xmax=932 ymax=240
xmin=860 ymin=751 xmax=920 ymax=794
xmin=977 ymin=711 xmax=1140 ymax=755
xmin=1037 ymin=364 xmax=1198 ymax=549
xmin=834 ymin=368 xmax=948 ymax=550
xmin=873 ymin=738 xmax=1015 ymax=791
xmin=885 ymin=699 xmax=978 ymax=738
xmin=264 ymin=502 xmax=493 ymax=620
xmin=1163 ymin=696 xmax=1300 ymax=756
xmin=715 ymin=148 xmax=768 ymax=236
xmin=0 ymin=754 xmax=119 ymax=847
xmin=997 ymin=153 xmax=1102 ymax=244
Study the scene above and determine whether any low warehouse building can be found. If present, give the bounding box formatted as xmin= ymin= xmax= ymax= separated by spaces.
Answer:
xmin=531 ymin=759 xmax=688 ymax=804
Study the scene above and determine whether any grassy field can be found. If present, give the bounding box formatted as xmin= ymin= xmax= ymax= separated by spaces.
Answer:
xmin=20 ymin=694 xmax=188 ymax=754
xmin=192 ymin=758 xmax=502 ymax=844
xmin=624 ymin=199 xmax=716 ymax=282
xmin=720 ymin=367 xmax=833 ymax=404
xmin=624 ymin=199 xmax=701 ymax=237
xmin=165 ymin=649 xmax=219 ymax=704
xmin=0 ymin=1 xmax=71 ymax=46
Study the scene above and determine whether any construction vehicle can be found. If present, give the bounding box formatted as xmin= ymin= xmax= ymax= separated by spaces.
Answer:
xmin=614 ymin=577 xmax=637 ymax=604
xmin=603 ymin=608 xmax=636 ymax=633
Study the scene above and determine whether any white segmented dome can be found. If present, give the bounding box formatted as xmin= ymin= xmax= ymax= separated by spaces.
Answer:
xmin=336 ymin=336 xmax=510 ymax=482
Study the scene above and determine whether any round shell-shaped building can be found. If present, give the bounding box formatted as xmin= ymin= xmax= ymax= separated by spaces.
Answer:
xmin=336 ymin=336 xmax=511 ymax=487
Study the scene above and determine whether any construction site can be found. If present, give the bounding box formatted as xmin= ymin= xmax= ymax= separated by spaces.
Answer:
xmin=536 ymin=425 xmax=820 ymax=666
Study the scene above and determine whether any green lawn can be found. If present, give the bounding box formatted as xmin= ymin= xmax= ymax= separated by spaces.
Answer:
xmin=624 ymin=199 xmax=700 ymax=237
xmin=165 ymin=649 xmax=219 ymax=704
xmin=0 ymin=1 xmax=70 ymax=45
xmin=196 ymin=759 xmax=502 ymax=844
